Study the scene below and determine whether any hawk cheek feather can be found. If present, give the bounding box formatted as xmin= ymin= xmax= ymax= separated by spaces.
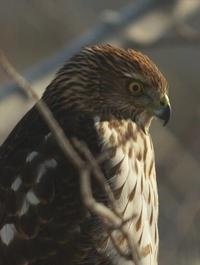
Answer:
xmin=95 ymin=118 xmax=159 ymax=265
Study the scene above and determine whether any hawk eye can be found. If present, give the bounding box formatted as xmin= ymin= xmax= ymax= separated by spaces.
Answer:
xmin=128 ymin=81 xmax=143 ymax=95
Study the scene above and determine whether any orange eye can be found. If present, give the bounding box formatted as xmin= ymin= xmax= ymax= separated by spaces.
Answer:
xmin=128 ymin=81 xmax=143 ymax=95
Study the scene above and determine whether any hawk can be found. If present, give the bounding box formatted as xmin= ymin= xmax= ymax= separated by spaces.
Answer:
xmin=0 ymin=45 xmax=170 ymax=265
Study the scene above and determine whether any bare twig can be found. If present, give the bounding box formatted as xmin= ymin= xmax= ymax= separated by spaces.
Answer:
xmin=0 ymin=50 xmax=83 ymax=169
xmin=79 ymin=168 xmax=140 ymax=263
xmin=72 ymin=138 xmax=118 ymax=213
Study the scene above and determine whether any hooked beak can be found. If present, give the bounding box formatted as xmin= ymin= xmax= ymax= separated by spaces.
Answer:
xmin=154 ymin=94 xmax=171 ymax=126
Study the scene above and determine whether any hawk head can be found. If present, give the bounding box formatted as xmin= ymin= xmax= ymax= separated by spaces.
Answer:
xmin=47 ymin=45 xmax=171 ymax=130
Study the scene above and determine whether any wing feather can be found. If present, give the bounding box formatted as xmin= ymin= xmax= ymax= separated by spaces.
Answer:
xmin=0 ymin=107 xmax=104 ymax=265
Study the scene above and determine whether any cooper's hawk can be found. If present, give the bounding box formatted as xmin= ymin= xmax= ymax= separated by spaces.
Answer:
xmin=0 ymin=45 xmax=170 ymax=265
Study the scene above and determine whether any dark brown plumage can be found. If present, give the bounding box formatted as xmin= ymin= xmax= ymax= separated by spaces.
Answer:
xmin=0 ymin=45 xmax=170 ymax=265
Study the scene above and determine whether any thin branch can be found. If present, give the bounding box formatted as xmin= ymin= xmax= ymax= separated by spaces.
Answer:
xmin=79 ymin=168 xmax=140 ymax=263
xmin=72 ymin=138 xmax=119 ymax=214
xmin=0 ymin=50 xmax=83 ymax=170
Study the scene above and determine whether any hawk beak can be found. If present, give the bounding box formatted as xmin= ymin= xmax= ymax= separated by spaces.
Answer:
xmin=154 ymin=95 xmax=171 ymax=126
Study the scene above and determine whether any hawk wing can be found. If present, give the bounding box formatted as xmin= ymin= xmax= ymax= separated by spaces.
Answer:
xmin=0 ymin=106 xmax=106 ymax=265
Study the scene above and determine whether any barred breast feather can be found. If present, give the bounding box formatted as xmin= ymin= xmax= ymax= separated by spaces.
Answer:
xmin=95 ymin=118 xmax=159 ymax=265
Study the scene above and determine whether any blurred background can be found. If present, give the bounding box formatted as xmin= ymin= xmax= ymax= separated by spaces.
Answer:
xmin=0 ymin=0 xmax=200 ymax=264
